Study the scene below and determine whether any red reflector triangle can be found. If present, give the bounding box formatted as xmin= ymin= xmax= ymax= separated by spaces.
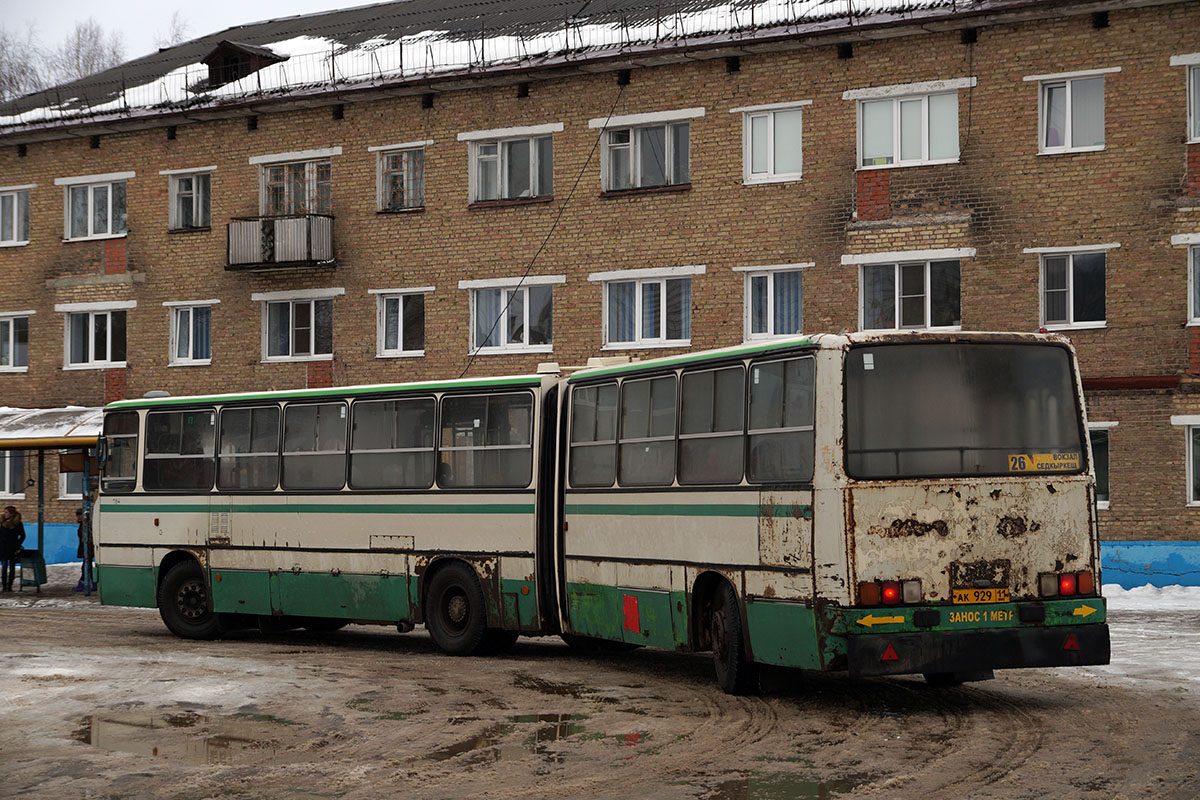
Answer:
xmin=1063 ymin=634 xmax=1080 ymax=651
xmin=881 ymin=643 xmax=899 ymax=661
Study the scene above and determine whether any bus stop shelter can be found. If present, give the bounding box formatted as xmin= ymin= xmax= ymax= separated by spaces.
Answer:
xmin=0 ymin=406 xmax=101 ymax=594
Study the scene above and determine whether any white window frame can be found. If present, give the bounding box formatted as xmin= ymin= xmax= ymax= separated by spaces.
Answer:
xmin=0 ymin=450 xmax=25 ymax=499
xmin=1088 ymin=421 xmax=1117 ymax=510
xmin=55 ymin=300 xmax=134 ymax=370
xmin=734 ymin=263 xmax=811 ymax=340
xmin=370 ymin=286 xmax=433 ymax=358
xmin=55 ymin=172 xmax=134 ymax=241
xmin=0 ymin=184 xmax=33 ymax=246
xmin=1169 ymin=55 xmax=1200 ymax=143
xmin=857 ymin=261 xmax=963 ymax=332
xmin=1185 ymin=240 xmax=1200 ymax=325
xmin=1028 ymin=244 xmax=1118 ymax=330
xmin=370 ymin=141 xmax=430 ymax=211
xmin=0 ymin=311 xmax=32 ymax=373
xmin=590 ymin=108 xmax=703 ymax=192
xmin=1171 ymin=416 xmax=1200 ymax=506
xmin=589 ymin=265 xmax=703 ymax=350
xmin=164 ymin=300 xmax=218 ymax=366
xmin=458 ymin=276 xmax=563 ymax=355
xmin=252 ymin=288 xmax=343 ymax=363
xmin=855 ymin=93 xmax=961 ymax=169
xmin=257 ymin=160 xmax=332 ymax=216
xmin=161 ymin=167 xmax=214 ymax=230
xmin=731 ymin=101 xmax=810 ymax=184
xmin=458 ymin=124 xmax=561 ymax=203
xmin=1024 ymin=68 xmax=1118 ymax=154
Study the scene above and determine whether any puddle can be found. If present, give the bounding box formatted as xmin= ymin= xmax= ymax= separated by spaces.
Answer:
xmin=704 ymin=772 xmax=869 ymax=800
xmin=75 ymin=712 xmax=308 ymax=766
xmin=428 ymin=713 xmax=590 ymax=764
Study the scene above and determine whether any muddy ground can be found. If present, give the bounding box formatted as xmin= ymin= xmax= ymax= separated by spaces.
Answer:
xmin=1 ymin=577 xmax=1197 ymax=800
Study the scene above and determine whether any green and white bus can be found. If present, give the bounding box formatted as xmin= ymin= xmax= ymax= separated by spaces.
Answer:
xmin=95 ymin=331 xmax=1110 ymax=692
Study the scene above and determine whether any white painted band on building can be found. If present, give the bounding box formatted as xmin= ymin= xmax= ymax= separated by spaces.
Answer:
xmin=158 ymin=166 xmax=217 ymax=175
xmin=842 ymin=77 xmax=976 ymax=100
xmin=54 ymin=300 xmax=136 ymax=312
xmin=1089 ymin=421 xmax=1120 ymax=429
xmin=457 ymin=275 xmax=566 ymax=289
xmin=1169 ymin=53 xmax=1200 ymax=67
xmin=367 ymin=140 xmax=434 ymax=152
xmin=1023 ymin=243 xmax=1121 ymax=254
xmin=1170 ymin=416 xmax=1200 ymax=426
xmin=840 ymin=248 xmax=975 ymax=266
xmin=0 ymin=310 xmax=36 ymax=317
xmin=0 ymin=183 xmax=36 ymax=192
xmin=162 ymin=299 xmax=221 ymax=307
xmin=588 ymin=107 xmax=705 ymax=129
xmin=1022 ymin=67 xmax=1121 ymax=82
xmin=248 ymin=147 xmax=342 ymax=165
xmin=587 ymin=265 xmax=706 ymax=281
xmin=53 ymin=171 xmax=135 ymax=186
xmin=729 ymin=100 xmax=813 ymax=114
xmin=250 ymin=288 xmax=345 ymax=302
xmin=367 ymin=286 xmax=436 ymax=295
xmin=457 ymin=123 xmax=563 ymax=142
xmin=732 ymin=263 xmax=815 ymax=272
xmin=1171 ymin=234 xmax=1200 ymax=246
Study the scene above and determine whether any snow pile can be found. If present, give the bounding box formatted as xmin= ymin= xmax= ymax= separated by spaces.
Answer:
xmin=1103 ymin=583 xmax=1200 ymax=611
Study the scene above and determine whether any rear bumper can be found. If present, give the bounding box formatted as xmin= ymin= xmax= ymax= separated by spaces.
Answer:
xmin=847 ymin=623 xmax=1110 ymax=677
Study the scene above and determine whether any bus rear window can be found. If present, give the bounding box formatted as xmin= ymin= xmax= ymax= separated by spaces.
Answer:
xmin=845 ymin=343 xmax=1083 ymax=479
xmin=102 ymin=411 xmax=138 ymax=493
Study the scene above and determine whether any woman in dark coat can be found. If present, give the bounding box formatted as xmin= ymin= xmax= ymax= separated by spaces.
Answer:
xmin=0 ymin=505 xmax=26 ymax=592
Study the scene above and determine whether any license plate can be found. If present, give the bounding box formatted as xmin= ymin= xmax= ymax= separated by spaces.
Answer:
xmin=952 ymin=588 xmax=1010 ymax=604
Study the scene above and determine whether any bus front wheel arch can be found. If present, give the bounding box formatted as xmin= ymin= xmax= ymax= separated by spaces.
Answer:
xmin=422 ymin=560 xmax=489 ymax=656
xmin=157 ymin=559 xmax=226 ymax=640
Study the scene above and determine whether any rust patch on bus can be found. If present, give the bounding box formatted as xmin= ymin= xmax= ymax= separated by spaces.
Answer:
xmin=996 ymin=516 xmax=1040 ymax=539
xmin=869 ymin=518 xmax=949 ymax=538
xmin=949 ymin=559 xmax=1011 ymax=588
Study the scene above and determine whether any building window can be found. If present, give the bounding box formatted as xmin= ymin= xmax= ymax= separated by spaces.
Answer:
xmin=1039 ymin=76 xmax=1105 ymax=152
xmin=168 ymin=172 xmax=211 ymax=230
xmin=858 ymin=93 xmax=959 ymax=167
xmin=376 ymin=146 xmax=425 ymax=211
xmin=472 ymin=137 xmax=553 ymax=202
xmin=169 ymin=304 xmax=213 ymax=365
xmin=59 ymin=449 xmax=86 ymax=498
xmin=1191 ymin=246 xmax=1200 ymax=324
xmin=1190 ymin=425 xmax=1200 ymax=506
xmin=1088 ymin=425 xmax=1112 ymax=509
xmin=0 ymin=188 xmax=30 ymax=245
xmin=605 ymin=123 xmax=690 ymax=191
xmin=0 ymin=315 xmax=29 ymax=370
xmin=0 ymin=450 xmax=24 ymax=498
xmin=737 ymin=104 xmax=806 ymax=182
xmin=604 ymin=277 xmax=691 ymax=346
xmin=743 ymin=267 xmax=804 ymax=339
xmin=376 ymin=290 xmax=427 ymax=357
xmin=65 ymin=180 xmax=127 ymax=239
xmin=64 ymin=308 xmax=127 ymax=368
xmin=1190 ymin=65 xmax=1200 ymax=142
xmin=264 ymin=298 xmax=333 ymax=361
xmin=262 ymin=160 xmax=331 ymax=215
xmin=470 ymin=284 xmax=554 ymax=353
xmin=860 ymin=261 xmax=961 ymax=331
xmin=1040 ymin=252 xmax=1106 ymax=328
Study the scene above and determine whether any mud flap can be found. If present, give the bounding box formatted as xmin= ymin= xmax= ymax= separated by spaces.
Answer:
xmin=847 ymin=624 xmax=1110 ymax=677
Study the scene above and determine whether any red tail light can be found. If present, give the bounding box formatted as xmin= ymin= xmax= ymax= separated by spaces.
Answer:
xmin=858 ymin=581 xmax=881 ymax=606
xmin=1059 ymin=573 xmax=1078 ymax=596
xmin=881 ymin=581 xmax=901 ymax=605
xmin=1076 ymin=571 xmax=1094 ymax=595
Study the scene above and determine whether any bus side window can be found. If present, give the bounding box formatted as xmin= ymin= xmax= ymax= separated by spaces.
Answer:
xmin=102 ymin=411 xmax=139 ymax=493
xmin=143 ymin=409 xmax=217 ymax=492
xmin=282 ymin=403 xmax=348 ymax=490
xmin=218 ymin=406 xmax=280 ymax=491
xmin=349 ymin=397 xmax=436 ymax=489
xmin=748 ymin=356 xmax=815 ymax=483
xmin=438 ymin=392 xmax=534 ymax=488
xmin=679 ymin=366 xmax=745 ymax=485
xmin=569 ymin=383 xmax=618 ymax=488
xmin=619 ymin=375 xmax=677 ymax=487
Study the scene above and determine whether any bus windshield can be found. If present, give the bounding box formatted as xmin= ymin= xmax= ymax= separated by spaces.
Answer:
xmin=845 ymin=343 xmax=1084 ymax=479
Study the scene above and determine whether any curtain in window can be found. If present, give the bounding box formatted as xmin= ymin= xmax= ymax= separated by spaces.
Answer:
xmin=475 ymin=288 xmax=502 ymax=348
xmin=192 ymin=306 xmax=211 ymax=360
xmin=927 ymin=94 xmax=959 ymax=160
xmin=607 ymin=282 xmax=636 ymax=342
xmin=861 ymin=100 xmax=894 ymax=166
xmin=862 ymin=265 xmax=895 ymax=329
xmin=1070 ymin=78 xmax=1104 ymax=148
xmin=666 ymin=278 xmax=690 ymax=340
xmin=773 ymin=271 xmax=802 ymax=335
xmin=773 ymin=111 xmax=802 ymax=174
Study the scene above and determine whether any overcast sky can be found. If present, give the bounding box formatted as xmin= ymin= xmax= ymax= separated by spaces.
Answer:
xmin=10 ymin=0 xmax=366 ymax=61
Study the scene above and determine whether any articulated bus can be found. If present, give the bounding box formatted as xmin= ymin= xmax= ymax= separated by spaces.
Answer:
xmin=95 ymin=331 xmax=1110 ymax=693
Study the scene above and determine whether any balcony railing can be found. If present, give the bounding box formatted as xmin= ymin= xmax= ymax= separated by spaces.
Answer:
xmin=227 ymin=214 xmax=334 ymax=270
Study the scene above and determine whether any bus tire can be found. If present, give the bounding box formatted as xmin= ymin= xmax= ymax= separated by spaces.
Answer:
xmin=158 ymin=561 xmax=225 ymax=640
xmin=711 ymin=582 xmax=757 ymax=695
xmin=424 ymin=562 xmax=488 ymax=656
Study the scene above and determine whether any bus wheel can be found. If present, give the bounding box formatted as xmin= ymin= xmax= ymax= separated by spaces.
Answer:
xmin=158 ymin=561 xmax=225 ymax=640
xmin=711 ymin=583 xmax=757 ymax=695
xmin=425 ymin=563 xmax=488 ymax=656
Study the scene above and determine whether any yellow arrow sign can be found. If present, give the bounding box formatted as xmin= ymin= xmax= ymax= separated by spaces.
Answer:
xmin=1072 ymin=605 xmax=1097 ymax=618
xmin=856 ymin=614 xmax=905 ymax=627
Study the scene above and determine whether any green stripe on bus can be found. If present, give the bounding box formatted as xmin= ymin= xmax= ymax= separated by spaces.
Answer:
xmin=101 ymin=502 xmax=535 ymax=515
xmin=569 ymin=338 xmax=814 ymax=382
xmin=106 ymin=374 xmax=544 ymax=410
xmin=566 ymin=503 xmax=812 ymax=519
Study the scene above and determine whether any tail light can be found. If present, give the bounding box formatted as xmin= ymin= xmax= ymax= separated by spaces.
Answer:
xmin=1040 ymin=570 xmax=1095 ymax=597
xmin=859 ymin=579 xmax=922 ymax=606
xmin=1076 ymin=571 xmax=1094 ymax=595
xmin=881 ymin=581 xmax=901 ymax=604
xmin=1058 ymin=573 xmax=1078 ymax=596
xmin=858 ymin=581 xmax=881 ymax=605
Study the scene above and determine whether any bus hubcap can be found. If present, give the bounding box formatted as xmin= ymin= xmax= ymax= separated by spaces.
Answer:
xmin=177 ymin=581 xmax=208 ymax=620
xmin=447 ymin=594 xmax=468 ymax=626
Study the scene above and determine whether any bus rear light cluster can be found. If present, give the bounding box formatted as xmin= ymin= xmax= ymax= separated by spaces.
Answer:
xmin=859 ymin=579 xmax=922 ymax=606
xmin=1039 ymin=570 xmax=1094 ymax=597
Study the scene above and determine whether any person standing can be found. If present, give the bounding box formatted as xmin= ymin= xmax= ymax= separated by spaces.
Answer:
xmin=74 ymin=507 xmax=95 ymax=592
xmin=0 ymin=505 xmax=26 ymax=592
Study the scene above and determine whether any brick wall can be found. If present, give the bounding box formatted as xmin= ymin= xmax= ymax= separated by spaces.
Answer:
xmin=0 ymin=1 xmax=1198 ymax=534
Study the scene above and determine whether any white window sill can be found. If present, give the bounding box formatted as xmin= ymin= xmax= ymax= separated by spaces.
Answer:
xmin=0 ymin=366 xmax=29 ymax=373
xmin=62 ymin=233 xmax=128 ymax=243
xmin=63 ymin=362 xmax=127 ymax=371
xmin=0 ymin=493 xmax=26 ymax=500
xmin=0 ymin=240 xmax=30 ymax=248
xmin=1189 ymin=138 xmax=1200 ymax=146
xmin=59 ymin=495 xmax=83 ymax=501
xmin=1037 ymin=146 xmax=1105 ymax=156
xmin=469 ymin=345 xmax=554 ymax=356
xmin=743 ymin=174 xmax=803 ymax=186
xmin=856 ymin=158 xmax=960 ymax=171
xmin=744 ymin=333 xmax=806 ymax=343
xmin=1096 ymin=501 xmax=1110 ymax=511
xmin=262 ymin=355 xmax=333 ymax=364
xmin=1188 ymin=502 xmax=1200 ymax=508
xmin=377 ymin=350 xmax=426 ymax=359
xmin=860 ymin=325 xmax=963 ymax=333
xmin=602 ymin=340 xmax=691 ymax=351
xmin=1186 ymin=320 xmax=1200 ymax=327
xmin=168 ymin=360 xmax=212 ymax=367
xmin=1042 ymin=321 xmax=1107 ymax=331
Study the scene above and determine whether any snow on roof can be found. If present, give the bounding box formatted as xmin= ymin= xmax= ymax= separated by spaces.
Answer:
xmin=0 ymin=0 xmax=983 ymax=131
xmin=0 ymin=407 xmax=102 ymax=448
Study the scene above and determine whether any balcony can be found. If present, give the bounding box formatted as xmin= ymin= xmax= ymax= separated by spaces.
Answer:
xmin=227 ymin=214 xmax=334 ymax=270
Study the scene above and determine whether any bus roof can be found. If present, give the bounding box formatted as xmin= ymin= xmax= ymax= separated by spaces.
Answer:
xmin=104 ymin=373 xmax=547 ymax=411
xmin=567 ymin=336 xmax=817 ymax=382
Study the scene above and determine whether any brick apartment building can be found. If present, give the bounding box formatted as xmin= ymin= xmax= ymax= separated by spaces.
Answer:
xmin=0 ymin=0 xmax=1198 ymax=572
